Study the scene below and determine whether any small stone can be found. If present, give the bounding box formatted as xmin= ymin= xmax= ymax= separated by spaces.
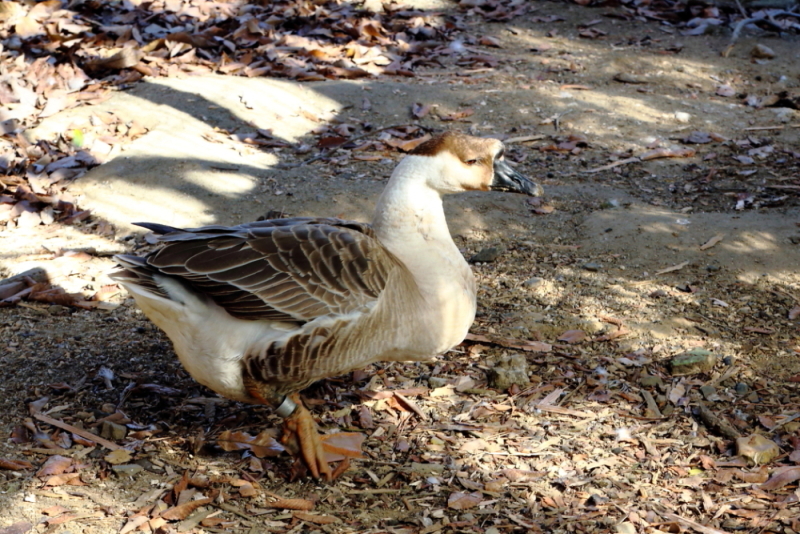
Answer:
xmin=723 ymin=356 xmax=735 ymax=366
xmin=674 ymin=111 xmax=691 ymax=123
xmin=468 ymin=246 xmax=504 ymax=263
xmin=640 ymin=375 xmax=664 ymax=388
xmin=523 ymin=277 xmax=543 ymax=287
xmin=428 ymin=377 xmax=448 ymax=388
xmin=582 ymin=262 xmax=602 ymax=272
xmin=668 ymin=348 xmax=716 ymax=376
xmin=750 ymin=44 xmax=775 ymax=59
xmin=614 ymin=72 xmax=646 ymax=84
xmin=736 ymin=434 xmax=779 ymax=465
xmin=706 ymin=265 xmax=720 ymax=272
xmin=486 ymin=353 xmax=529 ymax=390
xmin=100 ymin=421 xmax=127 ymax=441
xmin=773 ymin=108 xmax=797 ymax=123
xmin=586 ymin=493 xmax=608 ymax=506
xmin=734 ymin=382 xmax=750 ymax=395
xmin=112 ymin=464 xmax=144 ymax=477
xmin=649 ymin=289 xmax=668 ymax=298
xmin=700 ymin=385 xmax=719 ymax=401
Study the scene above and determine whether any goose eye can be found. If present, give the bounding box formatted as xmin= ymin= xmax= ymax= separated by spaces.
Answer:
xmin=466 ymin=159 xmax=479 ymax=166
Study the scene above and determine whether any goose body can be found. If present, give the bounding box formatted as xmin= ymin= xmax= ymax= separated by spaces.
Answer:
xmin=112 ymin=132 xmax=542 ymax=478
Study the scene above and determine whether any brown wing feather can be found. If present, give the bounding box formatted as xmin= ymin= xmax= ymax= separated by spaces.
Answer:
xmin=135 ymin=218 xmax=399 ymax=322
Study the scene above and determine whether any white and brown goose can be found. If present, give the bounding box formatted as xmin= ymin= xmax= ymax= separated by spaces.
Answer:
xmin=111 ymin=131 xmax=542 ymax=479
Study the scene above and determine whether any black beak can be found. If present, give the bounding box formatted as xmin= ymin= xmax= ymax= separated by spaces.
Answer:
xmin=491 ymin=159 xmax=543 ymax=197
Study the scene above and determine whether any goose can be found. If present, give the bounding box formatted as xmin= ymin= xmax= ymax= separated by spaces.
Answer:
xmin=111 ymin=131 xmax=542 ymax=480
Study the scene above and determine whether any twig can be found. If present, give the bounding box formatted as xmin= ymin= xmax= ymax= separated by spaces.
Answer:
xmin=769 ymin=411 xmax=800 ymax=431
xmin=33 ymin=412 xmax=122 ymax=451
xmin=724 ymin=16 xmax=786 ymax=56
xmin=583 ymin=157 xmax=639 ymax=174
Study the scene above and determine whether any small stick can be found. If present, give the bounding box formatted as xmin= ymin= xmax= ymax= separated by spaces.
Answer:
xmin=33 ymin=413 xmax=122 ymax=451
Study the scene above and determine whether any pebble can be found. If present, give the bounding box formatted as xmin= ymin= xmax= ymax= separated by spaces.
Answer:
xmin=700 ymin=385 xmax=719 ymax=401
xmin=668 ymin=348 xmax=716 ymax=376
xmin=614 ymin=72 xmax=647 ymax=84
xmin=706 ymin=265 xmax=720 ymax=272
xmin=750 ymin=44 xmax=775 ymax=59
xmin=523 ymin=277 xmax=543 ymax=287
xmin=640 ymin=375 xmax=664 ymax=388
xmin=772 ymin=107 xmax=797 ymax=123
xmin=100 ymin=421 xmax=128 ymax=441
xmin=674 ymin=111 xmax=691 ymax=123
xmin=468 ymin=246 xmax=504 ymax=263
xmin=582 ymin=262 xmax=602 ymax=272
xmin=486 ymin=353 xmax=529 ymax=390
xmin=734 ymin=382 xmax=750 ymax=395
xmin=428 ymin=377 xmax=448 ymax=388
xmin=112 ymin=464 xmax=144 ymax=477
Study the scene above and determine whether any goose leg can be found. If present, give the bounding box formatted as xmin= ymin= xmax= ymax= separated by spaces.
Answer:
xmin=280 ymin=392 xmax=333 ymax=481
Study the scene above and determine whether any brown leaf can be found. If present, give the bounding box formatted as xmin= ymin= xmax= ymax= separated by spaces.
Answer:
xmin=44 ymin=472 xmax=85 ymax=487
xmin=478 ymin=36 xmax=502 ymax=47
xmin=160 ymin=497 xmax=212 ymax=521
xmin=447 ymin=491 xmax=482 ymax=510
xmin=217 ymin=430 xmax=284 ymax=458
xmin=440 ymin=108 xmax=474 ymax=121
xmin=412 ymin=103 xmax=433 ymax=119
xmin=265 ymin=493 xmax=315 ymax=511
xmin=760 ymin=466 xmax=800 ymax=491
xmin=321 ymin=432 xmax=366 ymax=462
xmin=464 ymin=333 xmax=551 ymax=352
xmin=104 ymin=449 xmax=132 ymax=465
xmin=0 ymin=458 xmax=34 ymax=470
xmin=640 ymin=147 xmax=696 ymax=160
xmin=532 ymin=204 xmax=555 ymax=215
xmin=699 ymin=234 xmax=724 ymax=250
xmin=37 ymin=455 xmax=72 ymax=478
xmin=119 ymin=516 xmax=148 ymax=534
xmin=385 ymin=134 xmax=431 ymax=152
xmin=86 ymin=48 xmax=144 ymax=71
xmin=557 ymin=330 xmax=586 ymax=344
xmin=594 ymin=327 xmax=631 ymax=342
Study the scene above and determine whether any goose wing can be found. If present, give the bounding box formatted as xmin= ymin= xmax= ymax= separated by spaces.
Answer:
xmin=121 ymin=218 xmax=400 ymax=323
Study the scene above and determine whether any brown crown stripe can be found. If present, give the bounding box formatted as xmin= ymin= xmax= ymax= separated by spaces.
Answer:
xmin=410 ymin=131 xmax=500 ymax=164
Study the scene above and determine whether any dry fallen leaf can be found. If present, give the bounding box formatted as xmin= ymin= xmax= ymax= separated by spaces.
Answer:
xmin=217 ymin=430 xmax=284 ymax=458
xmin=557 ymin=330 xmax=586 ymax=344
xmin=447 ymin=491 xmax=482 ymax=510
xmin=160 ymin=497 xmax=212 ymax=521
xmin=699 ymin=234 xmax=724 ymax=251
xmin=0 ymin=458 xmax=34 ymax=470
xmin=37 ymin=455 xmax=72 ymax=478
xmin=104 ymin=449 xmax=132 ymax=465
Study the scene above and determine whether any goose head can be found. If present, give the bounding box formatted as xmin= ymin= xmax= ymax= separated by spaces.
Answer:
xmin=409 ymin=132 xmax=543 ymax=197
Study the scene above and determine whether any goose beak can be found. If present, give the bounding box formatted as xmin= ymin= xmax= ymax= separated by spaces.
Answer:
xmin=491 ymin=160 xmax=543 ymax=197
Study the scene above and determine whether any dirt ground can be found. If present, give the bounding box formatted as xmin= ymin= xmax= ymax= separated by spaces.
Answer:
xmin=1 ymin=1 xmax=800 ymax=533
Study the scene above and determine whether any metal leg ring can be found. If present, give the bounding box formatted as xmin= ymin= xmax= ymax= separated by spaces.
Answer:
xmin=275 ymin=395 xmax=298 ymax=418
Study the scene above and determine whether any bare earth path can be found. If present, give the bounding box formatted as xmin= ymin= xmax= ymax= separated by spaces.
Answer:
xmin=1 ymin=1 xmax=800 ymax=533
